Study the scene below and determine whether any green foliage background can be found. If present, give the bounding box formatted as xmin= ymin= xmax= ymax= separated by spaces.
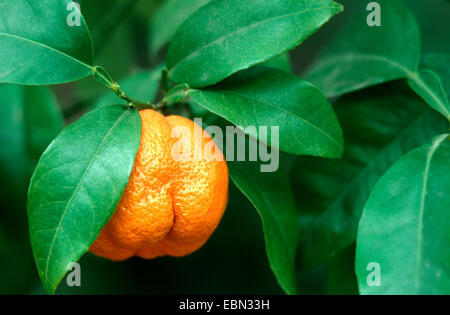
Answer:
xmin=0 ymin=0 xmax=448 ymax=294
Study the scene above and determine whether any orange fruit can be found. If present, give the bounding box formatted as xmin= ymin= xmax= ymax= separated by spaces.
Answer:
xmin=90 ymin=109 xmax=229 ymax=260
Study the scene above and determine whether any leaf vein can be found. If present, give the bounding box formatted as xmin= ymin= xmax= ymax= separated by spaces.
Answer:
xmin=43 ymin=109 xmax=131 ymax=289
xmin=169 ymin=5 xmax=338 ymax=74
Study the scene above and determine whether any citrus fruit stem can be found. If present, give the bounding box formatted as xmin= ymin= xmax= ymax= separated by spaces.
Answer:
xmin=92 ymin=65 xmax=159 ymax=110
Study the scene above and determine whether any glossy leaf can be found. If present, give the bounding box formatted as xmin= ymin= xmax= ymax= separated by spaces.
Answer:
xmin=167 ymin=0 xmax=342 ymax=87
xmin=420 ymin=54 xmax=450 ymax=99
xmin=93 ymin=67 xmax=163 ymax=108
xmin=408 ymin=54 xmax=450 ymax=120
xmin=27 ymin=105 xmax=141 ymax=294
xmin=291 ymin=82 xmax=449 ymax=268
xmin=190 ymin=67 xmax=343 ymax=157
xmin=229 ymin=159 xmax=299 ymax=295
xmin=0 ymin=85 xmax=64 ymax=208
xmin=0 ymin=0 xmax=94 ymax=85
xmin=356 ymin=134 xmax=450 ymax=294
xmin=305 ymin=0 xmax=420 ymax=97
xmin=202 ymin=115 xmax=299 ymax=294
xmin=164 ymin=84 xmax=190 ymax=104
xmin=92 ymin=66 xmax=115 ymax=89
xmin=149 ymin=0 xmax=209 ymax=55
xmin=262 ymin=53 xmax=292 ymax=73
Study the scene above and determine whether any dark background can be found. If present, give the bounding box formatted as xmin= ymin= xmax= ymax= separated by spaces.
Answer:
xmin=0 ymin=0 xmax=448 ymax=294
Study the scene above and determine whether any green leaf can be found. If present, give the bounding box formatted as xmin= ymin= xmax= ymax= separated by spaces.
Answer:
xmin=229 ymin=159 xmax=299 ymax=295
xmin=196 ymin=112 xmax=299 ymax=294
xmin=27 ymin=105 xmax=141 ymax=294
xmin=262 ymin=53 xmax=292 ymax=73
xmin=149 ymin=0 xmax=210 ymax=55
xmin=92 ymin=66 xmax=115 ymax=89
xmin=190 ymin=67 xmax=343 ymax=157
xmin=291 ymin=82 xmax=449 ymax=269
xmin=305 ymin=0 xmax=420 ymax=97
xmin=93 ymin=67 xmax=163 ymax=108
xmin=356 ymin=134 xmax=450 ymax=294
xmin=167 ymin=0 xmax=342 ymax=87
xmin=0 ymin=0 xmax=94 ymax=85
xmin=164 ymin=84 xmax=190 ymax=104
xmin=0 ymin=84 xmax=64 ymax=208
xmin=420 ymin=54 xmax=450 ymax=101
xmin=408 ymin=54 xmax=450 ymax=120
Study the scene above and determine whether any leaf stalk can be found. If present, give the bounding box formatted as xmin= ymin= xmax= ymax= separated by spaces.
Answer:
xmin=92 ymin=66 xmax=158 ymax=110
